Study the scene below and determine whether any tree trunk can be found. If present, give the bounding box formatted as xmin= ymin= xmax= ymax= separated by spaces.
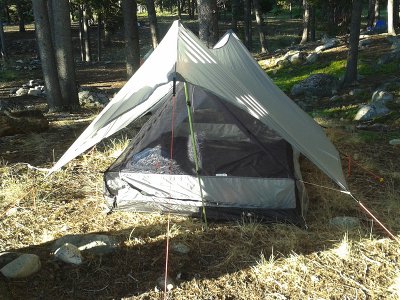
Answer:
xmin=374 ymin=0 xmax=380 ymax=20
xmin=300 ymin=0 xmax=310 ymax=44
xmin=146 ymin=0 xmax=159 ymax=48
xmin=244 ymin=0 xmax=252 ymax=50
xmin=104 ymin=24 xmax=111 ymax=46
xmin=122 ymin=0 xmax=140 ymax=78
xmin=310 ymin=4 xmax=316 ymax=41
xmin=0 ymin=16 xmax=7 ymax=59
xmin=97 ymin=12 xmax=102 ymax=61
xmin=83 ymin=5 xmax=91 ymax=62
xmin=16 ymin=1 xmax=26 ymax=33
xmin=177 ymin=0 xmax=182 ymax=19
xmin=253 ymin=0 xmax=267 ymax=53
xmin=367 ymin=0 xmax=376 ymax=28
xmin=394 ymin=0 xmax=399 ymax=29
xmin=78 ymin=5 xmax=86 ymax=61
xmin=31 ymin=0 xmax=64 ymax=112
xmin=197 ymin=0 xmax=218 ymax=47
xmin=388 ymin=0 xmax=396 ymax=35
xmin=231 ymin=0 xmax=239 ymax=33
xmin=51 ymin=0 xmax=80 ymax=111
xmin=342 ymin=0 xmax=362 ymax=87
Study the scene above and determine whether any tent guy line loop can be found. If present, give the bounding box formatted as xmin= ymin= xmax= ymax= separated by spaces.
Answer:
xmin=297 ymin=180 xmax=350 ymax=194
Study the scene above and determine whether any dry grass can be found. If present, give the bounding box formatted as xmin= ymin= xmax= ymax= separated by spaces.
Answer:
xmin=0 ymin=112 xmax=399 ymax=299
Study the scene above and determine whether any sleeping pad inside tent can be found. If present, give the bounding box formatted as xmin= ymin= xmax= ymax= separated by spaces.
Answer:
xmin=104 ymin=82 xmax=308 ymax=225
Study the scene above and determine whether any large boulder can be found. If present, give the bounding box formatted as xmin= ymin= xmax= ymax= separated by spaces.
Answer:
xmin=315 ymin=38 xmax=339 ymax=52
xmin=291 ymin=73 xmax=338 ymax=97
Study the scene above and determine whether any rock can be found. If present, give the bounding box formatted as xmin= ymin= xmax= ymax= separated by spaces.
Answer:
xmin=54 ymin=243 xmax=83 ymax=265
xmin=15 ymin=59 xmax=23 ymax=64
xmin=349 ymin=89 xmax=363 ymax=96
xmin=371 ymin=90 xmax=394 ymax=104
xmin=315 ymin=38 xmax=338 ymax=52
xmin=78 ymin=89 xmax=109 ymax=108
xmin=359 ymin=39 xmax=373 ymax=48
xmin=389 ymin=139 xmax=400 ymax=145
xmin=329 ymin=216 xmax=360 ymax=228
xmin=0 ymin=252 xmax=22 ymax=269
xmin=288 ymin=51 xmax=304 ymax=65
xmin=171 ymin=242 xmax=190 ymax=255
xmin=291 ymin=73 xmax=338 ymax=97
xmin=0 ymin=254 xmax=41 ymax=279
xmin=305 ymin=52 xmax=318 ymax=64
xmin=353 ymin=103 xmax=390 ymax=121
xmin=330 ymin=95 xmax=340 ymax=101
xmin=15 ymin=88 xmax=28 ymax=96
xmin=52 ymin=234 xmax=118 ymax=255
xmin=9 ymin=87 xmax=18 ymax=94
xmin=156 ymin=275 xmax=175 ymax=292
xmin=27 ymin=88 xmax=41 ymax=97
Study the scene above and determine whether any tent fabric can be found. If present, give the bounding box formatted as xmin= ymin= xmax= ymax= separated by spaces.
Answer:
xmin=50 ymin=20 xmax=347 ymax=194
xmin=104 ymin=82 xmax=306 ymax=224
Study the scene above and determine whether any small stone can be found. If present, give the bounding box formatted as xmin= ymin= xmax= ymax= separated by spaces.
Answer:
xmin=28 ymin=88 xmax=41 ymax=97
xmin=54 ymin=243 xmax=83 ymax=265
xmin=15 ymin=59 xmax=23 ymax=64
xmin=0 ymin=254 xmax=41 ymax=279
xmin=305 ymin=52 xmax=318 ymax=64
xmin=156 ymin=275 xmax=175 ymax=291
xmin=389 ymin=139 xmax=400 ymax=145
xmin=15 ymin=88 xmax=28 ymax=96
xmin=330 ymin=95 xmax=340 ymax=101
xmin=0 ymin=252 xmax=22 ymax=269
xmin=349 ymin=89 xmax=363 ymax=96
xmin=354 ymin=104 xmax=390 ymax=121
xmin=52 ymin=234 xmax=117 ymax=255
xmin=371 ymin=90 xmax=394 ymax=104
xmin=171 ymin=242 xmax=190 ymax=254
xmin=329 ymin=216 xmax=360 ymax=228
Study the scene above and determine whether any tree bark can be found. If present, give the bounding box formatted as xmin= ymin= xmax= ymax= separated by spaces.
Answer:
xmin=97 ymin=12 xmax=102 ymax=61
xmin=16 ymin=1 xmax=26 ymax=33
xmin=310 ymin=5 xmax=315 ymax=41
xmin=387 ymin=0 xmax=397 ymax=35
xmin=367 ymin=0 xmax=376 ymax=28
xmin=51 ymin=0 xmax=80 ymax=110
xmin=122 ymin=0 xmax=140 ymax=78
xmin=244 ymin=0 xmax=252 ymax=50
xmin=78 ymin=5 xmax=86 ymax=61
xmin=253 ymin=0 xmax=267 ymax=53
xmin=231 ymin=0 xmax=239 ymax=33
xmin=31 ymin=0 xmax=64 ymax=112
xmin=0 ymin=16 xmax=7 ymax=59
xmin=146 ymin=0 xmax=159 ymax=48
xmin=342 ymin=0 xmax=362 ymax=87
xmin=300 ymin=0 xmax=310 ymax=44
xmin=83 ymin=5 xmax=91 ymax=62
xmin=374 ymin=0 xmax=380 ymax=20
xmin=394 ymin=0 xmax=399 ymax=29
xmin=197 ymin=0 xmax=218 ymax=47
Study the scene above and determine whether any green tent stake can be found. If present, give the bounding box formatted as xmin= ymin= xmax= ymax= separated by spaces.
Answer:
xmin=184 ymin=82 xmax=208 ymax=230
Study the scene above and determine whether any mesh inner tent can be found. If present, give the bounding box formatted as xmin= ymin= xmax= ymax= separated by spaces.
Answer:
xmin=108 ymin=82 xmax=295 ymax=179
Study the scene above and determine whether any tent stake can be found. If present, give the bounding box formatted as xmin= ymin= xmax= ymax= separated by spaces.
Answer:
xmin=184 ymin=82 xmax=208 ymax=230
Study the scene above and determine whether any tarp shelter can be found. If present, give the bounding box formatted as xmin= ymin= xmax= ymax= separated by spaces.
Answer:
xmin=50 ymin=20 xmax=347 ymax=225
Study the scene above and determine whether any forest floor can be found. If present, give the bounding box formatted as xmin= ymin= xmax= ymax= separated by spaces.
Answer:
xmin=1 ymin=15 xmax=400 ymax=299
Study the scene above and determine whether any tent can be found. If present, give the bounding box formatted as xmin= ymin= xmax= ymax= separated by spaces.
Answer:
xmin=50 ymin=20 xmax=348 ymax=225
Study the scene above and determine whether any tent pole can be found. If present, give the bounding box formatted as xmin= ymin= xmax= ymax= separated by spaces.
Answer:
xmin=184 ymin=82 xmax=208 ymax=230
